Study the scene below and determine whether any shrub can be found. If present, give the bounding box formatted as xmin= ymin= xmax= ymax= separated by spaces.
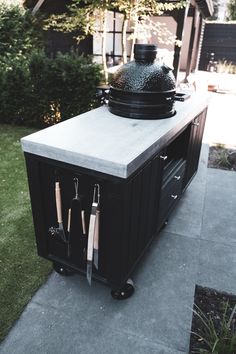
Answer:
xmin=192 ymin=302 xmax=236 ymax=353
xmin=0 ymin=3 xmax=44 ymax=68
xmin=29 ymin=51 xmax=102 ymax=124
xmin=0 ymin=50 xmax=102 ymax=127
xmin=217 ymin=60 xmax=236 ymax=75
xmin=0 ymin=4 xmax=102 ymax=127
xmin=0 ymin=57 xmax=32 ymax=125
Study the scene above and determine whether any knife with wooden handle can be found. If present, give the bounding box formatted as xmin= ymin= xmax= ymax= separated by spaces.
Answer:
xmin=87 ymin=202 xmax=98 ymax=285
xmin=93 ymin=209 xmax=100 ymax=270
xmin=67 ymin=208 xmax=72 ymax=257
xmin=55 ymin=181 xmax=66 ymax=242
xmin=81 ymin=210 xmax=86 ymax=235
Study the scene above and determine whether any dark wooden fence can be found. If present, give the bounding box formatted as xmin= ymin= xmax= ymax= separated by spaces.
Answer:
xmin=199 ymin=23 xmax=236 ymax=70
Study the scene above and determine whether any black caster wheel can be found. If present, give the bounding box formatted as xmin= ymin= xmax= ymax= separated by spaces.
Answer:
xmin=111 ymin=279 xmax=135 ymax=300
xmin=53 ymin=262 xmax=74 ymax=276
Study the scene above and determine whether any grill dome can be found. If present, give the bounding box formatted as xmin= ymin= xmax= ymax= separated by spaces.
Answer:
xmin=108 ymin=44 xmax=176 ymax=119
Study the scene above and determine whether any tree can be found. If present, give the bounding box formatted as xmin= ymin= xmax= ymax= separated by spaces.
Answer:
xmin=113 ymin=0 xmax=185 ymax=62
xmin=45 ymin=0 xmax=186 ymax=82
xmin=0 ymin=3 xmax=43 ymax=69
xmin=227 ymin=0 xmax=236 ymax=20
xmin=45 ymin=0 xmax=113 ymax=83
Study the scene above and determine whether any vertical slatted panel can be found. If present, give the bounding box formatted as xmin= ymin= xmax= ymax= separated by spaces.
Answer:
xmin=104 ymin=182 xmax=127 ymax=287
xmin=183 ymin=109 xmax=207 ymax=190
xmin=199 ymin=23 xmax=236 ymax=71
xmin=126 ymin=152 xmax=162 ymax=273
xmin=139 ymin=161 xmax=153 ymax=255
xmin=25 ymin=156 xmax=48 ymax=258
xmin=120 ymin=179 xmax=133 ymax=278
xmin=128 ymin=170 xmax=143 ymax=268
xmin=149 ymin=154 xmax=162 ymax=236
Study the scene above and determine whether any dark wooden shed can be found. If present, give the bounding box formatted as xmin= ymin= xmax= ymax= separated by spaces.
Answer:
xmin=199 ymin=22 xmax=236 ymax=70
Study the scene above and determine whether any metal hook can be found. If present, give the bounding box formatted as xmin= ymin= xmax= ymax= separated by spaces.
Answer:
xmin=73 ymin=178 xmax=79 ymax=199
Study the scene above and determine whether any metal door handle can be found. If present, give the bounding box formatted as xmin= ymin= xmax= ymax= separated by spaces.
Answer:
xmin=174 ymin=175 xmax=181 ymax=180
xmin=193 ymin=121 xmax=199 ymax=126
xmin=160 ymin=155 xmax=168 ymax=160
xmin=171 ymin=194 xmax=178 ymax=199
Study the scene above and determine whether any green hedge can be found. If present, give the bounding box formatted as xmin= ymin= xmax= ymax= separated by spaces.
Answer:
xmin=0 ymin=4 xmax=43 ymax=67
xmin=0 ymin=51 xmax=102 ymax=127
xmin=0 ymin=5 xmax=102 ymax=127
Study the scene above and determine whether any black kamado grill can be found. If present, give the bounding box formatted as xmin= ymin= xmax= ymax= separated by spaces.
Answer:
xmin=108 ymin=44 xmax=176 ymax=119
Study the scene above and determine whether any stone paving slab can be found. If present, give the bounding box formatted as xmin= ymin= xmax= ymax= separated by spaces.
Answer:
xmin=0 ymin=297 xmax=186 ymax=354
xmin=200 ymin=168 xmax=236 ymax=245
xmin=203 ymin=92 xmax=236 ymax=146
xmin=197 ymin=239 xmax=236 ymax=295
xmin=0 ymin=231 xmax=199 ymax=354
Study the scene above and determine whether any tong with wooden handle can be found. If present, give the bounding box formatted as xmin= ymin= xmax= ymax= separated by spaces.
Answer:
xmin=86 ymin=184 xmax=100 ymax=285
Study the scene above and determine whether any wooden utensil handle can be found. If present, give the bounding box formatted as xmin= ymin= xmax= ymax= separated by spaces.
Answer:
xmin=81 ymin=210 xmax=86 ymax=235
xmin=67 ymin=208 xmax=71 ymax=232
xmin=55 ymin=182 xmax=63 ymax=223
xmin=94 ymin=210 xmax=100 ymax=250
xmin=87 ymin=214 xmax=96 ymax=262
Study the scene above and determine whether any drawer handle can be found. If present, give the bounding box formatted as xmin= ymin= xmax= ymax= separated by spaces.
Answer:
xmin=192 ymin=121 xmax=199 ymax=126
xmin=160 ymin=155 xmax=168 ymax=160
xmin=174 ymin=175 xmax=181 ymax=180
xmin=171 ymin=194 xmax=178 ymax=200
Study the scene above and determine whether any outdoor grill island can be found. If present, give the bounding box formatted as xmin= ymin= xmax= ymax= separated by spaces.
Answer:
xmin=21 ymin=92 xmax=209 ymax=299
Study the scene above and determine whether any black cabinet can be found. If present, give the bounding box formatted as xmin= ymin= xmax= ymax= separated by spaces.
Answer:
xmin=24 ymin=107 xmax=207 ymax=298
xmin=25 ymin=150 xmax=164 ymax=292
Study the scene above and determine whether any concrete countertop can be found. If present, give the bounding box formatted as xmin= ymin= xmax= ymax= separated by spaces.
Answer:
xmin=21 ymin=93 xmax=209 ymax=178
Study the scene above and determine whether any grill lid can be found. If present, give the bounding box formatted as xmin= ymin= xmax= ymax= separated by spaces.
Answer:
xmin=108 ymin=44 xmax=176 ymax=119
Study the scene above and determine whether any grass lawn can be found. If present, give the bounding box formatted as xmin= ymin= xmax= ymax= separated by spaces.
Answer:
xmin=0 ymin=124 xmax=52 ymax=342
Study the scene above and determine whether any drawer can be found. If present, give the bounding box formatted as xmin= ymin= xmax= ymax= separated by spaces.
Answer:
xmin=158 ymin=160 xmax=186 ymax=226
xmin=162 ymin=159 xmax=186 ymax=191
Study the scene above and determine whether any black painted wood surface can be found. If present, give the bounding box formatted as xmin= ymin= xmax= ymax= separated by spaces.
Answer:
xmin=24 ymin=107 xmax=207 ymax=291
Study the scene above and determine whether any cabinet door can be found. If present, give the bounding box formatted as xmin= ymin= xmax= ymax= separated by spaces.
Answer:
xmin=183 ymin=108 xmax=207 ymax=190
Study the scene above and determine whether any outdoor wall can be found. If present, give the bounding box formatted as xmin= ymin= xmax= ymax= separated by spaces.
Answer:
xmin=93 ymin=11 xmax=132 ymax=65
xmin=148 ymin=16 xmax=176 ymax=68
xmin=199 ymin=23 xmax=236 ymax=70
xmin=92 ymin=13 xmax=193 ymax=72
xmin=149 ymin=16 xmax=176 ymax=51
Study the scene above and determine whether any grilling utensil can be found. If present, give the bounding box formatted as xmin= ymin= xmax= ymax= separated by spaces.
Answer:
xmin=67 ymin=207 xmax=72 ymax=257
xmin=55 ymin=181 xmax=66 ymax=242
xmin=87 ymin=184 xmax=100 ymax=285
xmin=67 ymin=178 xmax=84 ymax=258
xmin=93 ymin=189 xmax=100 ymax=270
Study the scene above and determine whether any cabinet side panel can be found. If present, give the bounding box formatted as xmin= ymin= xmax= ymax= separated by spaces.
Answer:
xmin=104 ymin=182 xmax=128 ymax=287
xmin=126 ymin=154 xmax=162 ymax=274
xmin=138 ymin=162 xmax=153 ymax=255
xmin=24 ymin=154 xmax=48 ymax=258
xmin=127 ymin=170 xmax=143 ymax=271
xmin=183 ymin=108 xmax=207 ymax=190
xmin=104 ymin=153 xmax=163 ymax=286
